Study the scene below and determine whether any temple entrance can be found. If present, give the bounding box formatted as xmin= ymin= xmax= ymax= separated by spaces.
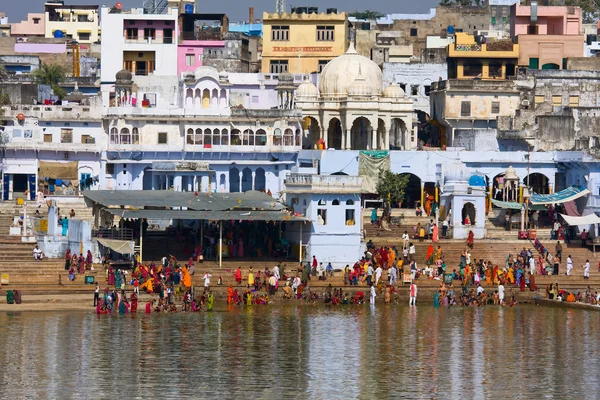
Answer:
xmin=327 ymin=118 xmax=343 ymax=149
xmin=399 ymin=173 xmax=421 ymax=209
xmin=461 ymin=202 xmax=476 ymax=225
xmin=523 ymin=173 xmax=549 ymax=194
xmin=390 ymin=118 xmax=408 ymax=150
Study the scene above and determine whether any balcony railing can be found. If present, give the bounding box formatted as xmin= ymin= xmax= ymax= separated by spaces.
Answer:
xmin=286 ymin=174 xmax=363 ymax=193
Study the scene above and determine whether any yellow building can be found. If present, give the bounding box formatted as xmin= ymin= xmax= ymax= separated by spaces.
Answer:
xmin=448 ymin=32 xmax=519 ymax=80
xmin=261 ymin=11 xmax=348 ymax=74
xmin=44 ymin=2 xmax=100 ymax=44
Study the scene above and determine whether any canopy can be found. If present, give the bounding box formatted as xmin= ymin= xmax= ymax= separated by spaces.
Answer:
xmin=559 ymin=213 xmax=600 ymax=226
xmin=530 ymin=185 xmax=590 ymax=205
xmin=491 ymin=199 xmax=547 ymax=211
xmin=104 ymin=208 xmax=309 ymax=222
xmin=39 ymin=161 xmax=78 ymax=180
xmin=96 ymin=238 xmax=135 ymax=255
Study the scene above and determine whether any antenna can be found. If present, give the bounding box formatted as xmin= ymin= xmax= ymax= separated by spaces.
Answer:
xmin=143 ymin=0 xmax=168 ymax=14
xmin=276 ymin=0 xmax=285 ymax=14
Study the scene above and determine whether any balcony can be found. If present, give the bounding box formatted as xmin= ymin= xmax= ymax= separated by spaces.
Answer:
xmin=124 ymin=37 xmax=168 ymax=44
xmin=449 ymin=41 xmax=519 ymax=58
xmin=1 ymin=104 xmax=101 ymax=121
xmin=285 ymin=174 xmax=363 ymax=194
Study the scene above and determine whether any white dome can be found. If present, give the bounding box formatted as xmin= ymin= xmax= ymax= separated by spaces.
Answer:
xmin=383 ymin=82 xmax=405 ymax=98
xmin=318 ymin=43 xmax=382 ymax=98
xmin=505 ymin=165 xmax=518 ymax=180
xmin=347 ymin=74 xmax=372 ymax=97
xmin=444 ymin=159 xmax=470 ymax=183
xmin=296 ymin=80 xmax=318 ymax=98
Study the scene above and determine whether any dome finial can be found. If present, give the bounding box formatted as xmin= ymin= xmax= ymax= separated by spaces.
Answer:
xmin=346 ymin=42 xmax=357 ymax=54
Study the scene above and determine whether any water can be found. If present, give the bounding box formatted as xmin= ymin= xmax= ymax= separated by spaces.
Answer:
xmin=0 ymin=305 xmax=599 ymax=399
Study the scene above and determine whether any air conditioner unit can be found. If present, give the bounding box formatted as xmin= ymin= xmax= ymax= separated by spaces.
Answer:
xmin=521 ymin=99 xmax=530 ymax=107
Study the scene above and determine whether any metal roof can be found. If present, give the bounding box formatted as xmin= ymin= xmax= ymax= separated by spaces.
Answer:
xmin=84 ymin=190 xmax=286 ymax=211
xmin=104 ymin=208 xmax=309 ymax=222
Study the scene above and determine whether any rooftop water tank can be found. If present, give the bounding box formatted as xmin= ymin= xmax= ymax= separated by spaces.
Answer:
xmin=185 ymin=3 xmax=194 ymax=14
xmin=447 ymin=25 xmax=455 ymax=34
xmin=53 ymin=30 xmax=64 ymax=38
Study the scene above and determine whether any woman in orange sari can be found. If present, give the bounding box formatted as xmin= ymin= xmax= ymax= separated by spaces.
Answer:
xmin=227 ymin=286 xmax=234 ymax=305
xmin=485 ymin=267 xmax=492 ymax=285
xmin=432 ymin=224 xmax=439 ymax=243
xmin=492 ymin=265 xmax=499 ymax=285
xmin=426 ymin=244 xmax=434 ymax=265
xmin=181 ymin=265 xmax=192 ymax=289
xmin=466 ymin=230 xmax=474 ymax=249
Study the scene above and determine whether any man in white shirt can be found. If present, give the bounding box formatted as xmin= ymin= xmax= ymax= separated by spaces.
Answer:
xmin=375 ymin=265 xmax=383 ymax=285
xmin=566 ymin=255 xmax=573 ymax=276
xmin=409 ymin=282 xmax=418 ymax=306
xmin=33 ymin=245 xmax=43 ymax=260
xmin=498 ymin=283 xmax=505 ymax=304
xmin=584 ymin=259 xmax=590 ymax=279
xmin=273 ymin=265 xmax=280 ymax=281
xmin=409 ymin=243 xmax=416 ymax=261
xmin=402 ymin=231 xmax=409 ymax=249
xmin=203 ymin=272 xmax=212 ymax=288
xmin=529 ymin=256 xmax=536 ymax=275
xmin=370 ymin=284 xmax=376 ymax=304
xmin=477 ymin=285 xmax=484 ymax=296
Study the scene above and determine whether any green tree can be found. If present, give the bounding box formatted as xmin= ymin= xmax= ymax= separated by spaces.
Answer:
xmin=349 ymin=10 xmax=385 ymax=19
xmin=32 ymin=63 xmax=66 ymax=99
xmin=376 ymin=170 xmax=410 ymax=208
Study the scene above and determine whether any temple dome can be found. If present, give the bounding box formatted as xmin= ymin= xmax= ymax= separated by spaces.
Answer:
xmin=383 ymin=82 xmax=405 ymax=98
xmin=347 ymin=72 xmax=373 ymax=97
xmin=505 ymin=166 xmax=518 ymax=180
xmin=296 ymin=80 xmax=318 ymax=98
xmin=318 ymin=43 xmax=382 ymax=97
xmin=115 ymin=69 xmax=132 ymax=84
xmin=445 ymin=159 xmax=470 ymax=182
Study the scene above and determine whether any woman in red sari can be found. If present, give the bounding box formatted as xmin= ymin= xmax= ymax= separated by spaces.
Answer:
xmin=130 ymin=292 xmax=138 ymax=312
xmin=529 ymin=273 xmax=538 ymax=291
xmin=466 ymin=230 xmax=474 ymax=249
xmin=107 ymin=266 xmax=115 ymax=286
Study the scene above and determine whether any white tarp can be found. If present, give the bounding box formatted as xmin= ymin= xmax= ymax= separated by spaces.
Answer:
xmin=96 ymin=238 xmax=135 ymax=255
xmin=559 ymin=213 xmax=600 ymax=226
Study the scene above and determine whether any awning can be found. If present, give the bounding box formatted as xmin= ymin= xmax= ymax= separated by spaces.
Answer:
xmin=491 ymin=199 xmax=522 ymax=210
xmin=39 ymin=161 xmax=78 ymax=180
xmin=530 ymin=185 xmax=590 ymax=205
xmin=559 ymin=213 xmax=600 ymax=226
xmin=96 ymin=238 xmax=135 ymax=255
xmin=104 ymin=208 xmax=309 ymax=222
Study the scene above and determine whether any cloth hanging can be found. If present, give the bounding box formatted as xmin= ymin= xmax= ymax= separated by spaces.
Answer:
xmin=358 ymin=151 xmax=390 ymax=194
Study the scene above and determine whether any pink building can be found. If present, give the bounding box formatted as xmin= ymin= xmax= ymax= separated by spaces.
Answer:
xmin=10 ymin=13 xmax=45 ymax=37
xmin=510 ymin=2 xmax=584 ymax=69
xmin=178 ymin=40 xmax=225 ymax=75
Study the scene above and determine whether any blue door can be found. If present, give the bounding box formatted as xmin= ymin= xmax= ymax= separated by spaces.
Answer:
xmin=29 ymin=175 xmax=36 ymax=200
xmin=3 ymin=175 xmax=9 ymax=201
xmin=80 ymin=173 xmax=91 ymax=191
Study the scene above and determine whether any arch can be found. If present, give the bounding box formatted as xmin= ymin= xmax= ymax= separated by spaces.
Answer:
xmin=185 ymin=88 xmax=193 ymax=106
xmin=212 ymin=128 xmax=221 ymax=146
xmin=332 ymin=199 xmax=340 ymax=205
xmin=229 ymin=167 xmax=240 ymax=193
xmin=142 ymin=166 xmax=152 ymax=190
xmin=241 ymin=167 xmax=252 ymax=192
xmin=542 ymin=63 xmax=559 ymax=70
xmin=220 ymin=89 xmax=227 ymax=108
xmin=186 ymin=128 xmax=194 ymax=145
xmin=304 ymin=117 xmax=320 ymax=149
xmin=295 ymin=129 xmax=301 ymax=146
xmin=194 ymin=88 xmax=201 ymax=98
xmin=219 ymin=173 xmax=226 ymax=192
xmin=231 ymin=129 xmax=241 ymax=145
xmin=390 ymin=118 xmax=408 ymax=150
xmin=318 ymin=199 xmax=326 ymax=205
xmin=492 ymin=172 xmax=519 ymax=202
xmin=523 ymin=172 xmax=550 ymax=195
xmin=194 ymin=88 xmax=202 ymax=107
xmin=346 ymin=199 xmax=354 ymax=205
xmin=110 ymin=127 xmax=118 ymax=144
xmin=203 ymin=128 xmax=211 ymax=146
xmin=350 ymin=117 xmax=372 ymax=150
xmin=461 ymin=202 xmax=476 ymax=226
xmin=254 ymin=167 xmax=266 ymax=191
xmin=132 ymin=127 xmax=139 ymax=144
xmin=327 ymin=118 xmax=343 ymax=149
xmin=243 ymin=129 xmax=254 ymax=146
xmin=211 ymin=88 xmax=219 ymax=106
xmin=284 ymin=128 xmax=294 ymax=146
xmin=399 ymin=173 xmax=422 ymax=209
xmin=202 ymin=89 xmax=210 ymax=108
xmin=255 ymin=129 xmax=267 ymax=146
xmin=221 ymin=128 xmax=229 ymax=145
xmin=120 ymin=127 xmax=130 ymax=144
xmin=274 ymin=128 xmax=282 ymax=146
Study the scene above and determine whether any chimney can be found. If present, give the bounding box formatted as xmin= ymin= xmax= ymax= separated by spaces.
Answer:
xmin=249 ymin=7 xmax=255 ymax=23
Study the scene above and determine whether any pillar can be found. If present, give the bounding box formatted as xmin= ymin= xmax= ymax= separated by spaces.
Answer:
xmin=435 ymin=185 xmax=439 ymax=203
xmin=420 ymin=182 xmax=425 ymax=208
xmin=520 ymin=208 xmax=525 ymax=232
xmin=371 ymin=129 xmax=377 ymax=150
xmin=341 ymin=129 xmax=346 ymax=150
xmin=549 ymin=184 xmax=553 ymax=194
xmin=384 ymin=129 xmax=390 ymax=150
xmin=519 ymin=185 xmax=523 ymax=203
xmin=251 ymin=171 xmax=256 ymax=190
xmin=345 ymin=129 xmax=351 ymax=150
xmin=238 ymin=171 xmax=243 ymax=193
xmin=174 ymin=175 xmax=182 ymax=192
xmin=322 ymin=128 xmax=327 ymax=148
xmin=187 ymin=176 xmax=192 ymax=192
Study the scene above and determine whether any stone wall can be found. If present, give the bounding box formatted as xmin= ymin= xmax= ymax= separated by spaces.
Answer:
xmin=453 ymin=128 xmax=499 ymax=152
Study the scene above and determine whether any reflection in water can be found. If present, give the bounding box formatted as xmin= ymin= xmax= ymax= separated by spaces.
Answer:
xmin=0 ymin=306 xmax=599 ymax=398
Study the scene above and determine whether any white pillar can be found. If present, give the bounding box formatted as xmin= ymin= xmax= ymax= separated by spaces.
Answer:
xmin=384 ymin=129 xmax=390 ymax=150
xmin=341 ymin=129 xmax=345 ymax=150
xmin=371 ymin=129 xmax=377 ymax=150
xmin=345 ymin=130 xmax=351 ymax=150
xmin=238 ymin=171 xmax=243 ymax=193
xmin=251 ymin=171 xmax=256 ymax=190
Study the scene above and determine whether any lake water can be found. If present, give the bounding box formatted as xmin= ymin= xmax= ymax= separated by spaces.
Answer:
xmin=0 ymin=305 xmax=599 ymax=399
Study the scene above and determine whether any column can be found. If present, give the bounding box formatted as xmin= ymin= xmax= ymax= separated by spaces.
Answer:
xmin=322 ymin=128 xmax=328 ymax=148
xmin=420 ymin=182 xmax=425 ymax=208
xmin=519 ymin=185 xmax=523 ymax=203
xmin=251 ymin=171 xmax=256 ymax=190
xmin=345 ymin=129 xmax=352 ymax=150
xmin=238 ymin=171 xmax=243 ymax=193
xmin=548 ymin=184 xmax=553 ymax=194
xmin=341 ymin=129 xmax=346 ymax=150
xmin=384 ymin=129 xmax=390 ymax=150
xmin=174 ymin=175 xmax=182 ymax=192
xmin=371 ymin=129 xmax=377 ymax=150
xmin=187 ymin=176 xmax=192 ymax=192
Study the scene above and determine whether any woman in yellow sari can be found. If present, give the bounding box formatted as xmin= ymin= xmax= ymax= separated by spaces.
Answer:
xmin=507 ymin=266 xmax=515 ymax=284
xmin=182 ymin=265 xmax=192 ymax=288
xmin=247 ymin=268 xmax=255 ymax=288
xmin=485 ymin=268 xmax=492 ymax=285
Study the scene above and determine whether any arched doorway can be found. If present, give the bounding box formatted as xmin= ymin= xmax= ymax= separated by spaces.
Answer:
xmin=303 ymin=117 xmax=320 ymax=149
xmin=219 ymin=174 xmax=226 ymax=192
xmin=399 ymin=173 xmax=422 ymax=209
xmin=229 ymin=167 xmax=240 ymax=193
xmin=241 ymin=168 xmax=252 ymax=192
xmin=390 ymin=118 xmax=407 ymax=150
xmin=542 ymin=63 xmax=559 ymax=70
xmin=524 ymin=173 xmax=549 ymax=194
xmin=377 ymin=118 xmax=386 ymax=150
xmin=350 ymin=117 xmax=372 ymax=150
xmin=327 ymin=118 xmax=342 ymax=149
xmin=142 ymin=167 xmax=152 ymax=190
xmin=462 ymin=202 xmax=476 ymax=225
xmin=255 ymin=167 xmax=266 ymax=191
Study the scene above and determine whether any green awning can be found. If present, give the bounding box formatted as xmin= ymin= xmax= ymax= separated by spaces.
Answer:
xmin=491 ymin=199 xmax=522 ymax=210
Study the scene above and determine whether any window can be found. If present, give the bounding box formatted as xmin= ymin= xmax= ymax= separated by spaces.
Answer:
xmin=424 ymin=85 xmax=431 ymax=96
xmin=284 ymin=128 xmax=294 ymax=146
xmin=60 ymin=128 xmax=73 ymax=143
xmin=411 ymin=85 xmax=419 ymax=96
xmin=120 ymin=128 xmax=131 ymax=144
xmin=44 ymin=134 xmax=53 ymax=143
xmin=562 ymin=58 xmax=568 ymax=69
xmin=569 ymin=96 xmax=579 ymax=107
xmin=187 ymin=128 xmax=201 ymax=145
xmin=345 ymin=209 xmax=355 ymax=225
xmin=529 ymin=58 xmax=539 ymax=69
xmin=158 ymin=132 xmax=168 ymax=144
xmin=463 ymin=62 xmax=483 ymax=77
xmin=489 ymin=63 xmax=502 ymax=78
xmin=317 ymin=209 xmax=327 ymax=225
xmin=33 ymin=18 xmax=40 ymax=24
xmin=110 ymin=127 xmax=118 ymax=144
xmin=461 ymin=101 xmax=471 ymax=117
xmin=256 ymin=129 xmax=267 ymax=146
xmin=144 ymin=28 xmax=156 ymax=40
xmin=132 ymin=127 xmax=139 ymax=144
xmin=491 ymin=16 xmax=496 ymax=25
xmin=271 ymin=25 xmax=289 ymax=41
xmin=185 ymin=54 xmax=195 ymax=67
xmin=346 ymin=199 xmax=354 ymax=205
xmin=316 ymin=26 xmax=335 ymax=41
xmin=105 ymin=164 xmax=115 ymax=174
xmin=126 ymin=28 xmax=138 ymax=40
xmin=221 ymin=129 xmax=229 ymax=145
xmin=274 ymin=128 xmax=282 ymax=146
xmin=410 ymin=28 xmax=418 ymax=37
xmin=78 ymin=32 xmax=90 ymax=41
xmin=527 ymin=25 xmax=538 ymax=34
xmin=81 ymin=134 xmax=91 ymax=144
xmin=203 ymin=128 xmax=211 ymax=147
xmin=318 ymin=60 xmax=328 ymax=73
xmin=243 ymin=129 xmax=254 ymax=146
xmin=535 ymin=95 xmax=545 ymax=106
xmin=318 ymin=199 xmax=326 ymax=205
xmin=332 ymin=199 xmax=340 ymax=205
xmin=270 ymin=60 xmax=288 ymax=74
xmin=552 ymin=95 xmax=562 ymax=106
xmin=491 ymin=101 xmax=500 ymax=114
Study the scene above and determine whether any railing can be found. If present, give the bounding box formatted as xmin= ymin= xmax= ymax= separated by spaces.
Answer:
xmin=286 ymin=174 xmax=363 ymax=187
xmin=92 ymin=228 xmax=134 ymax=241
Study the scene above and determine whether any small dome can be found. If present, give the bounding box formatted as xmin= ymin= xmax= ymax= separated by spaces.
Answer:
xmin=296 ymin=80 xmax=318 ymax=98
xmin=505 ymin=166 xmax=518 ymax=180
xmin=278 ymin=72 xmax=294 ymax=83
xmin=383 ymin=82 xmax=405 ymax=98
xmin=444 ymin=159 xmax=470 ymax=183
xmin=318 ymin=43 xmax=382 ymax=97
xmin=347 ymin=75 xmax=372 ymax=97
xmin=115 ymin=69 xmax=132 ymax=83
